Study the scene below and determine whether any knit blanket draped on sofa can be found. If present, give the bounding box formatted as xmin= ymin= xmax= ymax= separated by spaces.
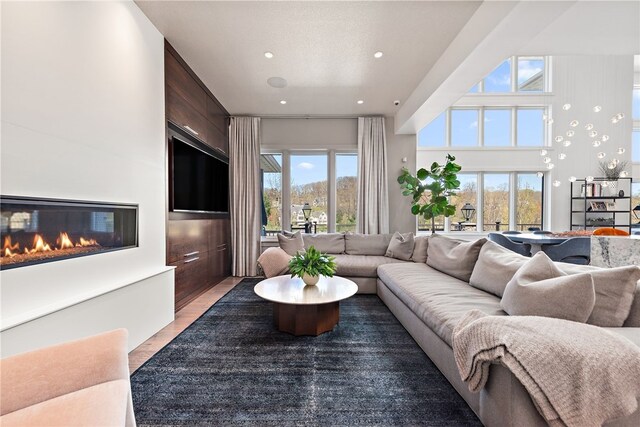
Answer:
xmin=452 ymin=310 xmax=640 ymax=427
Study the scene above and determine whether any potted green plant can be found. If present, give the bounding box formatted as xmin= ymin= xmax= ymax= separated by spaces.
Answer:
xmin=397 ymin=154 xmax=462 ymax=233
xmin=288 ymin=246 xmax=337 ymax=286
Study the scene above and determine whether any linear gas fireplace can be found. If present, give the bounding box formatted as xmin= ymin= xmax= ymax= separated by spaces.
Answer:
xmin=1 ymin=196 xmax=138 ymax=270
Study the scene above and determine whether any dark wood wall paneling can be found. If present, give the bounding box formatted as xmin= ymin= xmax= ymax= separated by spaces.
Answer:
xmin=164 ymin=40 xmax=232 ymax=312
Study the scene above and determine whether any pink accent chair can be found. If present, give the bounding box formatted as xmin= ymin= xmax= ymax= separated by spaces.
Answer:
xmin=0 ymin=329 xmax=136 ymax=426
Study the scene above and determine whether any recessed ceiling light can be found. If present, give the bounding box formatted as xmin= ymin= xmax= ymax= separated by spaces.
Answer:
xmin=280 ymin=100 xmax=287 ymax=105
xmin=357 ymin=100 xmax=364 ymax=104
xmin=264 ymin=52 xmax=274 ymax=59
xmin=374 ymin=51 xmax=383 ymax=58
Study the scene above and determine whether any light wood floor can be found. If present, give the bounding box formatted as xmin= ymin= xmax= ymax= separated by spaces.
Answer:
xmin=128 ymin=276 xmax=244 ymax=373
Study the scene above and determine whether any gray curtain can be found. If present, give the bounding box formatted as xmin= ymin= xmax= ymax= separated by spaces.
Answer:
xmin=356 ymin=117 xmax=389 ymax=234
xmin=229 ymin=117 xmax=261 ymax=276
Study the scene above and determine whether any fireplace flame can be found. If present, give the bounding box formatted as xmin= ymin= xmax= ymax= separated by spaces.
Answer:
xmin=1 ymin=232 xmax=101 ymax=258
xmin=57 ymin=232 xmax=74 ymax=249
xmin=3 ymin=236 xmax=19 ymax=257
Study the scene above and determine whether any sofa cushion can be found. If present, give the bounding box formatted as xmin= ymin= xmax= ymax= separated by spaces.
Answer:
xmin=302 ymin=233 xmax=345 ymax=254
xmin=345 ymin=233 xmax=392 ymax=256
xmin=0 ymin=379 xmax=129 ymax=427
xmin=427 ymin=235 xmax=487 ymax=282
xmin=333 ymin=254 xmax=406 ymax=277
xmin=385 ymin=232 xmax=414 ymax=261
xmin=411 ymin=235 xmax=429 ymax=263
xmin=500 ymin=252 xmax=596 ymax=322
xmin=278 ymin=231 xmax=304 ymax=256
xmin=469 ymin=240 xmax=529 ymax=297
xmin=377 ymin=263 xmax=506 ymax=346
xmin=558 ymin=263 xmax=640 ymax=327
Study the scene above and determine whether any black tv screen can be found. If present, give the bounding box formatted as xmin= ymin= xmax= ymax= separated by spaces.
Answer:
xmin=172 ymin=137 xmax=229 ymax=213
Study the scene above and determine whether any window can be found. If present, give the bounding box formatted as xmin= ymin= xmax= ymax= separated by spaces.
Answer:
xmin=417 ymin=112 xmax=446 ymax=147
xmin=484 ymin=59 xmax=511 ymax=93
xmin=517 ymin=57 xmax=545 ymax=92
xmin=290 ymin=154 xmax=328 ymax=233
xmin=632 ymin=183 xmax=640 ymax=228
xmin=516 ymin=173 xmax=543 ymax=231
xmin=470 ymin=56 xmax=547 ymax=93
xmin=451 ymin=109 xmax=478 ymax=147
xmin=261 ymin=154 xmax=282 ymax=235
xmin=517 ymin=108 xmax=545 ymax=146
xmin=633 ymin=88 xmax=640 ymax=120
xmin=633 ymin=131 xmax=640 ymax=163
xmin=336 ymin=154 xmax=358 ymax=232
xmin=450 ymin=174 xmax=478 ymax=231
xmin=418 ymin=107 xmax=546 ymax=147
xmin=483 ymin=174 xmax=510 ymax=231
xmin=484 ymin=109 xmax=511 ymax=147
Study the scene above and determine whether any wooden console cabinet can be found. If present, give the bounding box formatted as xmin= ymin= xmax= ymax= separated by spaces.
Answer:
xmin=164 ymin=40 xmax=232 ymax=311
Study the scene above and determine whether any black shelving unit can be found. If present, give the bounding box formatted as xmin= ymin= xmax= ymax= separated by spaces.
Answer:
xmin=570 ymin=177 xmax=632 ymax=232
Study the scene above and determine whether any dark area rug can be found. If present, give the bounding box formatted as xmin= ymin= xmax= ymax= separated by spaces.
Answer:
xmin=131 ymin=278 xmax=481 ymax=426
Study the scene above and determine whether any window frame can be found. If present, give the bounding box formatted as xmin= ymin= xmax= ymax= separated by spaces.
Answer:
xmin=471 ymin=56 xmax=549 ymax=94
xmin=418 ymin=106 xmax=547 ymax=149
xmin=417 ymin=171 xmax=545 ymax=233
xmin=260 ymin=149 xmax=358 ymax=235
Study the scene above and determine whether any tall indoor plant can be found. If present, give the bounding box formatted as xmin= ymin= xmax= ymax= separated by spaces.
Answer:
xmin=397 ymin=154 xmax=461 ymax=233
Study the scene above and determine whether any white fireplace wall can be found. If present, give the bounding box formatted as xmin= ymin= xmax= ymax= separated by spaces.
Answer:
xmin=0 ymin=1 xmax=173 ymax=356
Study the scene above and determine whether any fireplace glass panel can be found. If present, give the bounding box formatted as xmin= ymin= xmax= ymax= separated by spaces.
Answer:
xmin=1 ymin=196 xmax=137 ymax=269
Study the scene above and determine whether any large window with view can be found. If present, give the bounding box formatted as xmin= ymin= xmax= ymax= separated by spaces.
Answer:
xmin=450 ymin=174 xmax=478 ymax=231
xmin=290 ymin=154 xmax=328 ymax=233
xmin=261 ymin=154 xmax=282 ymax=235
xmin=418 ymin=107 xmax=545 ymax=147
xmin=336 ymin=154 xmax=357 ymax=232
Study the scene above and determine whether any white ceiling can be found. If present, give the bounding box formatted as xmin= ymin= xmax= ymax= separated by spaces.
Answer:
xmin=135 ymin=0 xmax=481 ymax=116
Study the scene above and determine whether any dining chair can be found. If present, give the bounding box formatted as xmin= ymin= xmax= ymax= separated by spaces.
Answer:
xmin=593 ymin=227 xmax=630 ymax=236
xmin=488 ymin=233 xmax=531 ymax=257
xmin=503 ymin=231 xmax=522 ymax=235
xmin=533 ymin=230 xmax=553 ymax=235
xmin=541 ymin=237 xmax=591 ymax=265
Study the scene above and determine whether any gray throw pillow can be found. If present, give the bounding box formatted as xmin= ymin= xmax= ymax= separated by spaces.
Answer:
xmin=624 ymin=283 xmax=640 ymax=327
xmin=411 ymin=235 xmax=429 ymax=263
xmin=426 ymin=234 xmax=487 ymax=282
xmin=277 ymin=231 xmax=305 ymax=256
xmin=501 ymin=252 xmax=596 ymax=322
xmin=469 ymin=240 xmax=529 ymax=297
xmin=385 ymin=232 xmax=415 ymax=261
xmin=558 ymin=263 xmax=640 ymax=327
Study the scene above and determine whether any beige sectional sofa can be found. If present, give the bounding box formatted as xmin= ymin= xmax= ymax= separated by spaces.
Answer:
xmin=269 ymin=232 xmax=640 ymax=427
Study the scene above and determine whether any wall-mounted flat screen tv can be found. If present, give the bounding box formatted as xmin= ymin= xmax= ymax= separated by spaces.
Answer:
xmin=171 ymin=136 xmax=229 ymax=214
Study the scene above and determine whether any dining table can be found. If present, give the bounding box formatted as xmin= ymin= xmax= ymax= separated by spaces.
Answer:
xmin=505 ymin=233 xmax=570 ymax=254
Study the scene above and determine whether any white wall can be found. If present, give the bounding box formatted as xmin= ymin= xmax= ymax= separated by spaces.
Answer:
xmin=261 ymin=118 xmax=357 ymax=151
xmin=417 ymin=55 xmax=634 ymax=232
xmin=0 ymin=1 xmax=173 ymax=356
xmin=386 ymin=117 xmax=417 ymax=233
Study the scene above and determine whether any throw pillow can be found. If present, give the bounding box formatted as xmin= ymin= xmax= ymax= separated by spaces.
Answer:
xmin=469 ymin=240 xmax=529 ymax=297
xmin=426 ymin=234 xmax=487 ymax=282
xmin=501 ymin=252 xmax=596 ymax=322
xmin=257 ymin=247 xmax=292 ymax=278
xmin=411 ymin=235 xmax=429 ymax=263
xmin=558 ymin=263 xmax=640 ymax=327
xmin=623 ymin=283 xmax=640 ymax=327
xmin=277 ymin=231 xmax=304 ymax=256
xmin=385 ymin=232 xmax=415 ymax=261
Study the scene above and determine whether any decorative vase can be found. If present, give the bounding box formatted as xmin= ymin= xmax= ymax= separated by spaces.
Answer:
xmin=302 ymin=273 xmax=319 ymax=286
xmin=607 ymin=181 xmax=618 ymax=196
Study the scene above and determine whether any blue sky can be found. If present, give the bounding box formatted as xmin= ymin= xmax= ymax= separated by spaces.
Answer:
xmin=289 ymin=154 xmax=357 ymax=186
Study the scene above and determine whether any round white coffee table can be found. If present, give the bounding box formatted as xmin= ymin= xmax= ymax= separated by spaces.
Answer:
xmin=254 ymin=275 xmax=358 ymax=336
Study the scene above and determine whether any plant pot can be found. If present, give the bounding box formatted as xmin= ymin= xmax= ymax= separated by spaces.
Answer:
xmin=302 ymin=273 xmax=320 ymax=286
